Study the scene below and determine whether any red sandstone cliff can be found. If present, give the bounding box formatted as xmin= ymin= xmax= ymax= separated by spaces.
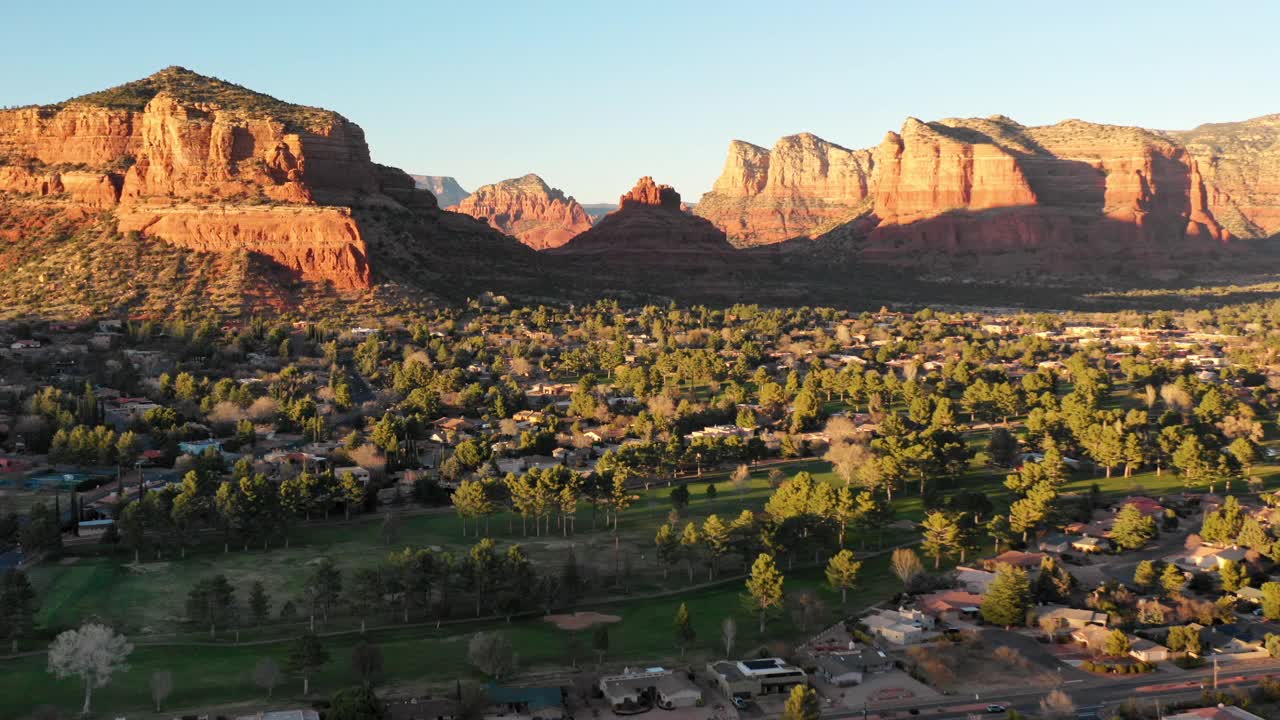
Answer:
xmin=0 ymin=67 xmax=429 ymax=290
xmin=1172 ymin=114 xmax=1280 ymax=241
xmin=695 ymin=134 xmax=875 ymax=246
xmin=703 ymin=114 xmax=1255 ymax=257
xmin=448 ymin=173 xmax=592 ymax=250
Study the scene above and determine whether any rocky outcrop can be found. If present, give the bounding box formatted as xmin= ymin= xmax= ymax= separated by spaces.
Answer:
xmin=116 ymin=204 xmax=370 ymax=289
xmin=555 ymin=177 xmax=732 ymax=259
xmin=449 ymin=173 xmax=592 ymax=250
xmin=695 ymin=134 xmax=875 ymax=246
xmin=709 ymin=115 xmax=1260 ymax=257
xmin=410 ymin=175 xmax=469 ymax=208
xmin=0 ymin=166 xmax=121 ymax=207
xmin=872 ymin=118 xmax=1038 ymax=222
xmin=1172 ymin=114 xmax=1280 ymax=240
xmin=0 ymin=67 xmax=440 ymax=290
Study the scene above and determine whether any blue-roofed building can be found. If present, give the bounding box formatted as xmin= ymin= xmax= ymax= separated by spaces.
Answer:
xmin=178 ymin=439 xmax=223 ymax=456
xmin=483 ymin=685 xmax=565 ymax=718
xmin=78 ymin=519 xmax=114 ymax=537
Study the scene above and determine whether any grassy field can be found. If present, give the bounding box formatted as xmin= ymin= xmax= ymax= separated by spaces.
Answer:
xmin=14 ymin=426 xmax=1280 ymax=718
xmin=26 ymin=459 xmax=895 ymax=636
xmin=3 ymin=551 xmax=899 ymax=718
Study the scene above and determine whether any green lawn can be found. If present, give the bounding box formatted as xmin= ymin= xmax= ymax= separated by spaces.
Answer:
xmin=2 ymin=552 xmax=897 ymax=718
xmin=17 ymin=439 xmax=1280 ymax=718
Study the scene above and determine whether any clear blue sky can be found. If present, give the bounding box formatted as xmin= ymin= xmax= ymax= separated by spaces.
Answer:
xmin=3 ymin=0 xmax=1277 ymax=204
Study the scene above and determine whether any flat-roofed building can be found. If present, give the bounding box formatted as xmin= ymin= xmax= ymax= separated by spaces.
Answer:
xmin=705 ymin=658 xmax=806 ymax=698
xmin=599 ymin=669 xmax=702 ymax=711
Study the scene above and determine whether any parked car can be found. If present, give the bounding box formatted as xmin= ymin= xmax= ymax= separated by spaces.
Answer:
xmin=987 ymin=705 xmax=1007 ymax=714
xmin=732 ymin=697 xmax=750 ymax=710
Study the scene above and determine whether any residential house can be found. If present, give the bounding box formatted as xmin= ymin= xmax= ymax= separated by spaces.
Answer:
xmin=1199 ymin=623 xmax=1277 ymax=655
xmin=1175 ymin=546 xmax=1248 ymax=572
xmin=1236 ymin=586 xmax=1265 ymax=605
xmin=599 ymin=669 xmax=702 ymax=711
xmin=1119 ymin=496 xmax=1167 ymax=519
xmin=1037 ymin=535 xmax=1071 ymax=554
xmin=918 ymin=590 xmax=985 ymax=625
xmin=954 ymin=566 xmax=997 ymax=595
xmin=984 ymin=550 xmax=1046 ymax=572
xmin=1129 ymin=638 xmax=1170 ymax=663
xmin=333 ymin=466 xmax=372 ymax=485
xmin=1036 ymin=605 xmax=1109 ymax=630
xmin=1071 ymin=536 xmax=1110 ymax=553
xmin=814 ymin=648 xmax=893 ymax=687
xmin=1165 ymin=707 xmax=1265 ymax=720
xmin=705 ymin=658 xmax=806 ymax=698
xmin=863 ymin=608 xmax=934 ymax=645
xmin=1070 ymin=624 xmax=1113 ymax=652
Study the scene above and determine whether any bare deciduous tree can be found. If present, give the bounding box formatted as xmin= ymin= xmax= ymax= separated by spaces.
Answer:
xmin=151 ymin=670 xmax=173 ymax=712
xmin=253 ymin=657 xmax=281 ymax=698
xmin=468 ymin=631 xmax=516 ymax=680
xmin=47 ymin=623 xmax=133 ymax=716
xmin=890 ymin=548 xmax=924 ymax=588
xmin=1039 ymin=689 xmax=1076 ymax=720
xmin=721 ymin=617 xmax=737 ymax=657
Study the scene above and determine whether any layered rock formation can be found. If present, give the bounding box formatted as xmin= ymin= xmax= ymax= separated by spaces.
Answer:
xmin=695 ymin=133 xmax=875 ymax=246
xmin=410 ymin=175 xmax=469 ymax=208
xmin=116 ymin=205 xmax=370 ymax=289
xmin=0 ymin=66 xmax=525 ymax=294
xmin=449 ymin=173 xmax=592 ymax=250
xmin=702 ymin=115 xmax=1271 ymax=258
xmin=554 ymin=177 xmax=733 ymax=258
xmin=1172 ymin=114 xmax=1280 ymax=241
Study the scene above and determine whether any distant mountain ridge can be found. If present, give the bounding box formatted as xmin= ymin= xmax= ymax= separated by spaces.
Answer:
xmin=409 ymin=175 xmax=469 ymax=208
xmin=448 ymin=173 xmax=592 ymax=251
xmin=3 ymin=66 xmax=1280 ymax=316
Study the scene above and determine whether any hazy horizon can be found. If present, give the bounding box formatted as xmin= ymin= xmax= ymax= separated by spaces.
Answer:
xmin=4 ymin=0 xmax=1278 ymax=203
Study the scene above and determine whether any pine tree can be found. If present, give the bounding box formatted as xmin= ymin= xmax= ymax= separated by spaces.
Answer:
xmin=1220 ymin=559 xmax=1248 ymax=593
xmin=674 ymin=602 xmax=696 ymax=657
xmin=701 ymin=514 xmax=730 ymax=579
xmin=980 ymin=564 xmax=1030 ymax=627
xmin=286 ymin=633 xmax=329 ymax=696
xmin=1103 ymin=629 xmax=1131 ymax=658
xmin=654 ymin=524 xmax=678 ymax=579
xmin=680 ymin=522 xmax=701 ymax=582
xmin=1111 ymin=503 xmax=1157 ymax=551
xmin=1263 ymin=582 xmax=1280 ymax=621
xmin=920 ymin=511 xmax=961 ymax=569
xmin=744 ymin=553 xmax=785 ymax=635
xmin=248 ymin=581 xmax=271 ymax=627
xmin=825 ymin=549 xmax=862 ymax=606
xmin=1161 ymin=563 xmax=1187 ymax=597
xmin=1133 ymin=560 xmax=1158 ymax=590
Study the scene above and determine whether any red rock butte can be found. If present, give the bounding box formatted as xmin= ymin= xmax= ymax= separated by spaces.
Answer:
xmin=694 ymin=114 xmax=1280 ymax=253
xmin=448 ymin=173 xmax=592 ymax=251
xmin=0 ymin=66 xmax=528 ymax=292
xmin=553 ymin=177 xmax=733 ymax=260
xmin=619 ymin=176 xmax=682 ymax=210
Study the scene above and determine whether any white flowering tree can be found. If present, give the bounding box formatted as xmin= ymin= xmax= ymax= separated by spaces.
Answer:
xmin=47 ymin=623 xmax=133 ymax=715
